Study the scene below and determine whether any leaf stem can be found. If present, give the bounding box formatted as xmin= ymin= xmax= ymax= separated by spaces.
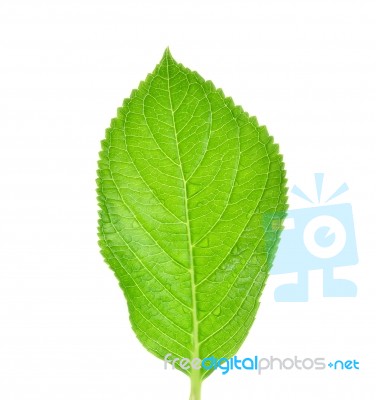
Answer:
xmin=189 ymin=369 xmax=202 ymax=400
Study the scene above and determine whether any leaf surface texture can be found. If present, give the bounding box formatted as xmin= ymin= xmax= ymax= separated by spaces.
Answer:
xmin=98 ymin=50 xmax=287 ymax=379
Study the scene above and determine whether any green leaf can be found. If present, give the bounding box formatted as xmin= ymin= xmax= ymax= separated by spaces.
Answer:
xmin=97 ymin=49 xmax=288 ymax=399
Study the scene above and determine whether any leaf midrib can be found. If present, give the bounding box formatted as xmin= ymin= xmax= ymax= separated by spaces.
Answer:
xmin=165 ymin=56 xmax=199 ymax=361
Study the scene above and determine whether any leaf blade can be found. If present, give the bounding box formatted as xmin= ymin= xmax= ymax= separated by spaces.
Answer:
xmin=97 ymin=49 xmax=288 ymax=380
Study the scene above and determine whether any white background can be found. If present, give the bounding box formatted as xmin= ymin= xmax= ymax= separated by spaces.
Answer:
xmin=1 ymin=1 xmax=375 ymax=399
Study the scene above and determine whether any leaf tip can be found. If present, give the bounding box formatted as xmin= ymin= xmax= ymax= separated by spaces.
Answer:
xmin=162 ymin=47 xmax=176 ymax=63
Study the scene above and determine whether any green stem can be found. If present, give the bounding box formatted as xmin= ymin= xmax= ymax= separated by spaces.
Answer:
xmin=189 ymin=369 xmax=202 ymax=400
